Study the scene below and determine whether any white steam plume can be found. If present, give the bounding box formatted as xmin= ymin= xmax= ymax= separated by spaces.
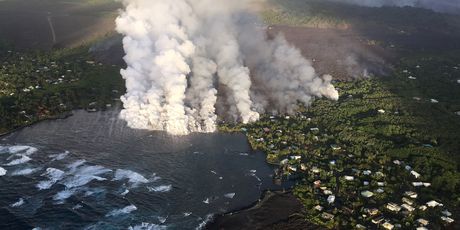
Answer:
xmin=116 ymin=0 xmax=339 ymax=135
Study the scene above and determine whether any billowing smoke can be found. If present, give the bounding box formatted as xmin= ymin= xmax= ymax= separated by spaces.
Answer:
xmin=328 ymin=0 xmax=460 ymax=14
xmin=116 ymin=0 xmax=339 ymax=135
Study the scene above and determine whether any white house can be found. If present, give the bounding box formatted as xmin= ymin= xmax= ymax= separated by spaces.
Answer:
xmin=410 ymin=170 xmax=421 ymax=178
xmin=426 ymin=200 xmax=443 ymax=207
xmin=386 ymin=203 xmax=401 ymax=212
xmin=404 ymin=191 xmax=418 ymax=199
xmin=361 ymin=190 xmax=374 ymax=198
xmin=327 ymin=195 xmax=336 ymax=204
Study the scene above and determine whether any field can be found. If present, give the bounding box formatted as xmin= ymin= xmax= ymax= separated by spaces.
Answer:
xmin=0 ymin=0 xmax=120 ymax=50
xmin=263 ymin=0 xmax=460 ymax=79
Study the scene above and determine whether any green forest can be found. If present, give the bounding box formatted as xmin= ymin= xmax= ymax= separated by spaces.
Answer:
xmin=0 ymin=45 xmax=124 ymax=134
xmin=220 ymin=54 xmax=460 ymax=229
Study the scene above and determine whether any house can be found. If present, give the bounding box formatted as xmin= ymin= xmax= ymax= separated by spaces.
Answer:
xmin=361 ymin=190 xmax=374 ymax=198
xmin=375 ymin=188 xmax=384 ymax=193
xmin=310 ymin=127 xmax=319 ymax=131
xmin=363 ymin=170 xmax=372 ymax=175
xmin=327 ymin=195 xmax=335 ymax=204
xmin=280 ymin=159 xmax=289 ymax=165
xmin=378 ymin=109 xmax=386 ymax=114
xmin=331 ymin=144 xmax=341 ymax=150
xmin=412 ymin=182 xmax=423 ymax=187
xmin=419 ymin=205 xmax=427 ymax=211
xmin=288 ymin=166 xmax=297 ymax=172
xmin=372 ymin=216 xmax=384 ymax=224
xmin=363 ymin=181 xmax=369 ymax=186
xmin=393 ymin=160 xmax=401 ymax=165
xmin=377 ymin=182 xmax=385 ymax=186
xmin=430 ymin=99 xmax=439 ymax=103
xmin=321 ymin=212 xmax=334 ymax=220
xmin=417 ymin=218 xmax=429 ymax=226
xmin=290 ymin=155 xmax=301 ymax=160
xmin=382 ymin=222 xmax=394 ymax=230
xmin=404 ymin=191 xmax=418 ymax=199
xmin=314 ymin=180 xmax=321 ymax=187
xmin=314 ymin=205 xmax=324 ymax=211
xmin=386 ymin=203 xmax=401 ymax=212
xmin=401 ymin=204 xmax=415 ymax=212
xmin=423 ymin=183 xmax=431 ymax=187
xmin=426 ymin=200 xmax=443 ymax=207
xmin=300 ymin=164 xmax=307 ymax=171
xmin=402 ymin=197 xmax=414 ymax=205
xmin=408 ymin=76 xmax=417 ymax=80
xmin=367 ymin=208 xmax=379 ymax=216
xmin=311 ymin=167 xmax=320 ymax=173
xmin=441 ymin=216 xmax=454 ymax=224
xmin=416 ymin=227 xmax=428 ymax=230
xmin=442 ymin=210 xmax=452 ymax=216
xmin=355 ymin=224 xmax=366 ymax=229
xmin=344 ymin=176 xmax=354 ymax=181
xmin=263 ymin=127 xmax=270 ymax=133
xmin=410 ymin=170 xmax=421 ymax=178
xmin=323 ymin=190 xmax=333 ymax=195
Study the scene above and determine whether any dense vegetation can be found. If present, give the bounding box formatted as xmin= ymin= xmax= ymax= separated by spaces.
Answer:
xmin=220 ymin=55 xmax=460 ymax=229
xmin=0 ymin=45 xmax=124 ymax=134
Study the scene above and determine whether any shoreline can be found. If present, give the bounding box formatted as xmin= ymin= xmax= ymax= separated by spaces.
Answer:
xmin=0 ymin=111 xmax=74 ymax=138
xmin=206 ymin=190 xmax=320 ymax=230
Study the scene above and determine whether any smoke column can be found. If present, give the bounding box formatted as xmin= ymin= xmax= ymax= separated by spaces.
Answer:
xmin=116 ymin=0 xmax=339 ymax=135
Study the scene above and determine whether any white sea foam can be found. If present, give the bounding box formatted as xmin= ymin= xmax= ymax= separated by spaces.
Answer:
xmin=10 ymin=198 xmax=25 ymax=207
xmin=37 ymin=168 xmax=66 ymax=190
xmin=53 ymin=189 xmax=77 ymax=202
xmin=11 ymin=167 xmax=41 ymax=176
xmin=66 ymin=160 xmax=87 ymax=172
xmin=0 ymin=167 xmax=6 ymax=176
xmin=157 ymin=216 xmax=167 ymax=224
xmin=148 ymin=185 xmax=172 ymax=193
xmin=113 ymin=169 xmax=149 ymax=185
xmin=8 ymin=145 xmax=36 ymax=155
xmin=49 ymin=151 xmax=69 ymax=161
xmin=5 ymin=155 xmax=31 ymax=166
xmin=196 ymin=214 xmax=213 ymax=230
xmin=106 ymin=205 xmax=137 ymax=217
xmin=183 ymin=212 xmax=192 ymax=217
xmin=150 ymin=173 xmax=161 ymax=182
xmin=61 ymin=165 xmax=111 ymax=189
xmin=128 ymin=223 xmax=167 ymax=230
xmin=121 ymin=189 xmax=130 ymax=196
xmin=84 ymin=188 xmax=105 ymax=197
xmin=0 ymin=146 xmax=6 ymax=154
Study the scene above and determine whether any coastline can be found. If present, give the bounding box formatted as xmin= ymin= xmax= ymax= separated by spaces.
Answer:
xmin=0 ymin=111 xmax=74 ymax=138
xmin=206 ymin=190 xmax=320 ymax=230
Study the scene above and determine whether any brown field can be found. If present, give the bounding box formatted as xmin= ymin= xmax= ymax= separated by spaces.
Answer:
xmin=2 ymin=0 xmax=460 ymax=79
xmin=0 ymin=0 xmax=120 ymax=50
